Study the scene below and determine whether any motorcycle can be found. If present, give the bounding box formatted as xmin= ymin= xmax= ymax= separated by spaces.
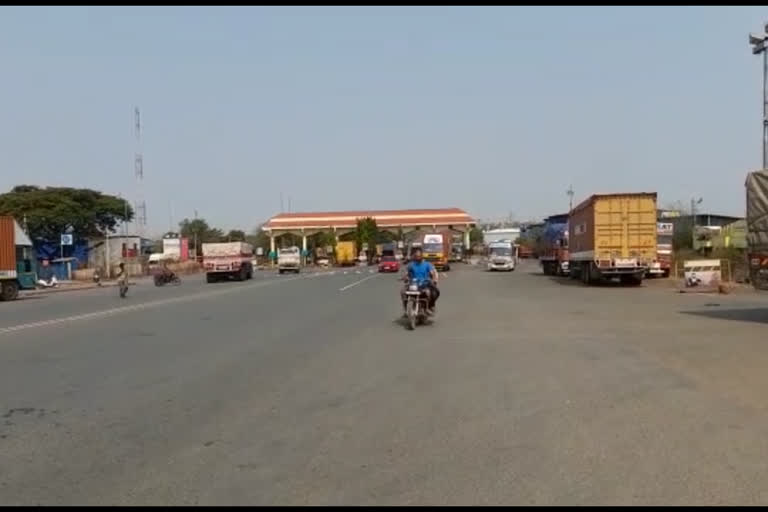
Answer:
xmin=153 ymin=271 xmax=181 ymax=287
xmin=404 ymin=279 xmax=431 ymax=330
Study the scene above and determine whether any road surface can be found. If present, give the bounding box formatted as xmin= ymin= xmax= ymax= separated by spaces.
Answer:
xmin=2 ymin=262 xmax=768 ymax=505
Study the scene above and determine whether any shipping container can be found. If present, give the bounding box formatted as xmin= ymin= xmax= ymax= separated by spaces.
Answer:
xmin=568 ymin=193 xmax=657 ymax=285
xmin=202 ymin=242 xmax=253 ymax=257
xmin=0 ymin=216 xmax=37 ymax=301
xmin=336 ymin=241 xmax=357 ymax=266
xmin=0 ymin=216 xmax=14 ymax=273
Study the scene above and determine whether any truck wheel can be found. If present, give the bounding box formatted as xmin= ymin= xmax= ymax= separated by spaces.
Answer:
xmin=206 ymin=273 xmax=216 ymax=284
xmin=278 ymin=269 xmax=284 ymax=275
xmin=0 ymin=281 xmax=19 ymax=301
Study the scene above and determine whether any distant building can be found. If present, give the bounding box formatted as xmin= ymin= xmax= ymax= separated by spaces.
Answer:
xmin=669 ymin=213 xmax=745 ymax=253
xmin=483 ymin=227 xmax=521 ymax=245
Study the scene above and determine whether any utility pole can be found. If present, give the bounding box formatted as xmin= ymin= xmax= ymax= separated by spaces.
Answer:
xmin=749 ymin=25 xmax=768 ymax=168
xmin=691 ymin=197 xmax=703 ymax=250
xmin=133 ymin=107 xmax=147 ymax=237
xmin=193 ymin=209 xmax=198 ymax=262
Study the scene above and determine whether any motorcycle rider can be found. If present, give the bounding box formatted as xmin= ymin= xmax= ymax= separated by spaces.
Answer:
xmin=401 ymin=247 xmax=440 ymax=315
xmin=161 ymin=259 xmax=177 ymax=282
xmin=115 ymin=262 xmax=127 ymax=288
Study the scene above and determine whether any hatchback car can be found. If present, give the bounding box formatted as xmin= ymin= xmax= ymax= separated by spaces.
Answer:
xmin=378 ymin=255 xmax=400 ymax=273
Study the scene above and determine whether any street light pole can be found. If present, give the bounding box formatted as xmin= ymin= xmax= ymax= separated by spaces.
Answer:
xmin=691 ymin=197 xmax=702 ymax=251
xmin=749 ymin=24 xmax=768 ymax=168
xmin=763 ymin=47 xmax=767 ymax=168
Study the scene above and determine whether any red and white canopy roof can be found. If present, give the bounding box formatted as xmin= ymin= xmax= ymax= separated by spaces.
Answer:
xmin=263 ymin=208 xmax=474 ymax=231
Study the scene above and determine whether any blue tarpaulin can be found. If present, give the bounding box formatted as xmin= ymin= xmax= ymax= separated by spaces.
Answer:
xmin=34 ymin=239 xmax=89 ymax=276
xmin=542 ymin=222 xmax=568 ymax=243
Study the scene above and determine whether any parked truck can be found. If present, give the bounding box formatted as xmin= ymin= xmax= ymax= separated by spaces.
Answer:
xmin=539 ymin=213 xmax=570 ymax=276
xmin=646 ymin=220 xmax=673 ymax=278
xmin=746 ymin=169 xmax=768 ymax=290
xmin=0 ymin=216 xmax=38 ymax=301
xmin=336 ymin=240 xmax=357 ymax=266
xmin=202 ymin=241 xmax=254 ymax=283
xmin=277 ymin=246 xmax=301 ymax=274
xmin=421 ymin=230 xmax=452 ymax=271
xmin=568 ymin=193 xmax=657 ymax=286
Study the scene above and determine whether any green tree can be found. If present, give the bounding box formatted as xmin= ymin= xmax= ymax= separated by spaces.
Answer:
xmin=0 ymin=185 xmax=133 ymax=240
xmin=354 ymin=217 xmax=379 ymax=260
xmin=469 ymin=227 xmax=484 ymax=245
xmin=178 ymin=217 xmax=228 ymax=256
xmin=225 ymin=229 xmax=246 ymax=242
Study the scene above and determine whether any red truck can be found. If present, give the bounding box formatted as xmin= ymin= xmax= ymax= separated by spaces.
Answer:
xmin=539 ymin=213 xmax=570 ymax=276
xmin=202 ymin=241 xmax=254 ymax=283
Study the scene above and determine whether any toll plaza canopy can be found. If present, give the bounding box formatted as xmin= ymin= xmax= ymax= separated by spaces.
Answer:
xmin=262 ymin=208 xmax=475 ymax=251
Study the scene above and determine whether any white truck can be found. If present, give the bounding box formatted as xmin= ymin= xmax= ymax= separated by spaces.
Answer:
xmin=486 ymin=240 xmax=516 ymax=271
xmin=202 ymin=242 xmax=254 ymax=283
xmin=277 ymin=246 xmax=301 ymax=274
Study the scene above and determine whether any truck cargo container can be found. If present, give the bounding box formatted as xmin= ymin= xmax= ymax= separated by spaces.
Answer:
xmin=336 ymin=240 xmax=357 ymax=266
xmin=0 ymin=216 xmax=38 ymax=301
xmin=202 ymin=241 xmax=254 ymax=283
xmin=539 ymin=213 xmax=570 ymax=276
xmin=568 ymin=193 xmax=657 ymax=285
xmin=747 ymin=169 xmax=768 ymax=290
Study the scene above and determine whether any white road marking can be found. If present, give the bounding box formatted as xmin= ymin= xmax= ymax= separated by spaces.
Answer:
xmin=339 ymin=273 xmax=380 ymax=292
xmin=0 ymin=274 xmax=307 ymax=337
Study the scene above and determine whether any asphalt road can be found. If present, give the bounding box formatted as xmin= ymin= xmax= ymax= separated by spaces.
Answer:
xmin=3 ymin=261 xmax=768 ymax=505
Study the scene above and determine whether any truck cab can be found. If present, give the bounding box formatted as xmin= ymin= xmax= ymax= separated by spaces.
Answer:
xmin=277 ymin=246 xmax=301 ymax=274
xmin=422 ymin=233 xmax=451 ymax=271
xmin=486 ymin=240 xmax=516 ymax=272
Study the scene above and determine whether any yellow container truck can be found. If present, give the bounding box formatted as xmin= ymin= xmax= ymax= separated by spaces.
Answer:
xmin=568 ymin=192 xmax=657 ymax=286
xmin=335 ymin=241 xmax=357 ymax=266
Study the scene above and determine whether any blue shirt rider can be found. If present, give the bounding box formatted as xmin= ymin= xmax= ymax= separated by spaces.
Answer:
xmin=401 ymin=247 xmax=440 ymax=314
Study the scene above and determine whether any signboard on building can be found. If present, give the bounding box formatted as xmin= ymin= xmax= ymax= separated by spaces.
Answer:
xmin=180 ymin=238 xmax=189 ymax=261
xmin=163 ymin=237 xmax=181 ymax=259
xmin=657 ymin=222 xmax=674 ymax=235
xmin=659 ymin=210 xmax=681 ymax=219
xmin=256 ymin=247 xmax=264 ymax=256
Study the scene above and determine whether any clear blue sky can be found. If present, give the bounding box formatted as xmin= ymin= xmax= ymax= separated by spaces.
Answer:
xmin=1 ymin=6 xmax=766 ymax=233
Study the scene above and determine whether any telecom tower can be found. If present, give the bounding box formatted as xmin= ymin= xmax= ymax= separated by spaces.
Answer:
xmin=134 ymin=106 xmax=147 ymax=237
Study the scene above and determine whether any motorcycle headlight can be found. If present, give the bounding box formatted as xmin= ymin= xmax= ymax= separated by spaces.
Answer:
xmin=409 ymin=284 xmax=418 ymax=291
